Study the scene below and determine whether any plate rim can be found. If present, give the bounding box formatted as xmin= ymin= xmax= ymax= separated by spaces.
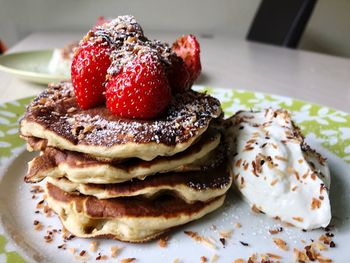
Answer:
xmin=0 ymin=49 xmax=68 ymax=80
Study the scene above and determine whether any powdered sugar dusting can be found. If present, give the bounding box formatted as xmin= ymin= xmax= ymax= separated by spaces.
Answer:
xmin=82 ymin=15 xmax=178 ymax=76
xmin=23 ymin=82 xmax=222 ymax=147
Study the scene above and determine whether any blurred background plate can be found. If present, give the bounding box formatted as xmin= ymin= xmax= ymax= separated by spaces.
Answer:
xmin=0 ymin=50 xmax=69 ymax=84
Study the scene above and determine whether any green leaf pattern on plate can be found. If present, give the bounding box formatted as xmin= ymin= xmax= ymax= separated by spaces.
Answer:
xmin=0 ymin=97 xmax=33 ymax=161
xmin=0 ymin=234 xmax=26 ymax=263
xmin=0 ymin=88 xmax=349 ymax=262
xmin=0 ymin=97 xmax=33 ymax=263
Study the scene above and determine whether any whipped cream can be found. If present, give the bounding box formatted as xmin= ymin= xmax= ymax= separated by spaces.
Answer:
xmin=48 ymin=49 xmax=72 ymax=77
xmin=227 ymin=109 xmax=331 ymax=230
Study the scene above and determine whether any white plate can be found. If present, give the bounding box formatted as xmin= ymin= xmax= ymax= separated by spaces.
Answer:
xmin=0 ymin=87 xmax=349 ymax=262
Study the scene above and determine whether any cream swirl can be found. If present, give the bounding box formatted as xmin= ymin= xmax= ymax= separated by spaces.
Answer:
xmin=227 ymin=108 xmax=331 ymax=230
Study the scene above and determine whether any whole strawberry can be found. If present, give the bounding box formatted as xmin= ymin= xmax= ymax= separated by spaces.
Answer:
xmin=71 ymin=40 xmax=111 ymax=109
xmin=106 ymin=53 xmax=171 ymax=119
xmin=172 ymin=34 xmax=201 ymax=84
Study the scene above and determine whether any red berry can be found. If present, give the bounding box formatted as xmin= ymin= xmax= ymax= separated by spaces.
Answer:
xmin=71 ymin=41 xmax=111 ymax=109
xmin=106 ymin=53 xmax=171 ymax=119
xmin=167 ymin=56 xmax=191 ymax=93
xmin=172 ymin=34 xmax=201 ymax=83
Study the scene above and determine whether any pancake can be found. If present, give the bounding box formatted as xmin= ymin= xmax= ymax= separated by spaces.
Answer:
xmin=20 ymin=82 xmax=222 ymax=160
xmin=45 ymin=182 xmax=226 ymax=242
xmin=25 ymin=128 xmax=222 ymax=184
xmin=24 ymin=136 xmax=48 ymax=152
xmin=46 ymin=161 xmax=231 ymax=203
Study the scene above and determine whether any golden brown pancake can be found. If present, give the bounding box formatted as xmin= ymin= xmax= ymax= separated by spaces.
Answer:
xmin=20 ymin=82 xmax=222 ymax=160
xmin=25 ymin=128 xmax=223 ymax=184
xmin=46 ymin=161 xmax=231 ymax=203
xmin=45 ymin=182 xmax=226 ymax=242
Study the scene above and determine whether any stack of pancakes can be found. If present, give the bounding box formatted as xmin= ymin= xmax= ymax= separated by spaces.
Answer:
xmin=20 ymin=82 xmax=231 ymax=242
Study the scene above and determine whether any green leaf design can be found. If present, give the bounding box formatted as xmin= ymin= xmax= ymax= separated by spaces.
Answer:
xmin=0 ymin=235 xmax=7 ymax=253
xmin=6 ymin=251 xmax=26 ymax=263
xmin=0 ymin=97 xmax=33 ymax=160
xmin=0 ymin=235 xmax=26 ymax=262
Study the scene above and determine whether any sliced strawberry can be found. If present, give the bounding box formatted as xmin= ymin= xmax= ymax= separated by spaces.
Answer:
xmin=172 ymin=34 xmax=201 ymax=83
xmin=167 ymin=56 xmax=191 ymax=93
xmin=71 ymin=41 xmax=111 ymax=109
xmin=106 ymin=53 xmax=171 ymax=119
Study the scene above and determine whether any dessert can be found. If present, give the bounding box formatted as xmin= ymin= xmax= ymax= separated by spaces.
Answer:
xmin=19 ymin=14 xmax=333 ymax=256
xmin=20 ymin=15 xmax=231 ymax=242
xmin=226 ymin=108 xmax=331 ymax=230
xmin=20 ymin=82 xmax=221 ymax=161
xmin=25 ymin=128 xmax=222 ymax=184
xmin=45 ymin=162 xmax=231 ymax=203
xmin=45 ymin=181 xmax=225 ymax=242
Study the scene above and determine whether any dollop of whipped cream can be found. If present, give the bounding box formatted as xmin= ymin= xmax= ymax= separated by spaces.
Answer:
xmin=227 ymin=108 xmax=331 ymax=230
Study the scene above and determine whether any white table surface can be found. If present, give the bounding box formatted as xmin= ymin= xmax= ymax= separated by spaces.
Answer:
xmin=0 ymin=32 xmax=349 ymax=113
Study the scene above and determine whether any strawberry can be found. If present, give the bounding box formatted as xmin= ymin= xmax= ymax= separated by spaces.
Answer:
xmin=172 ymin=34 xmax=201 ymax=83
xmin=106 ymin=53 xmax=171 ymax=119
xmin=71 ymin=41 xmax=111 ymax=109
xmin=167 ymin=56 xmax=191 ymax=93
